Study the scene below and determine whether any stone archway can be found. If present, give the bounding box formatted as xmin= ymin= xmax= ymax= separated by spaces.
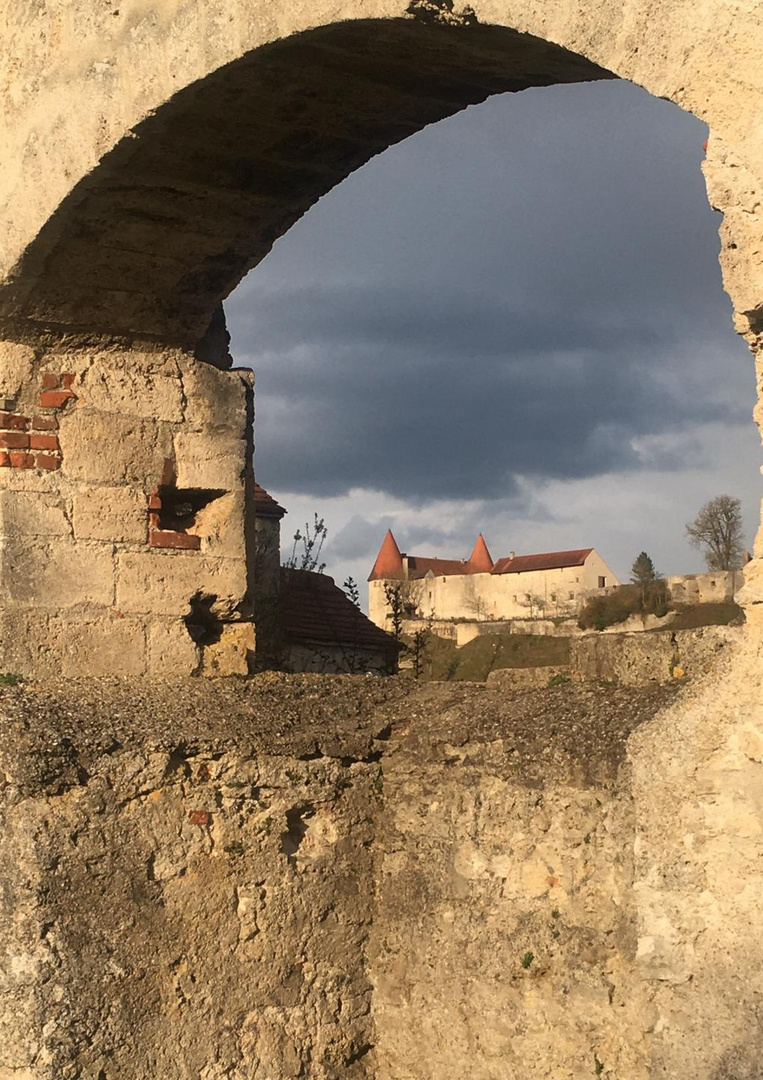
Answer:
xmin=0 ymin=1 xmax=761 ymax=676
xmin=2 ymin=6 xmax=763 ymax=1079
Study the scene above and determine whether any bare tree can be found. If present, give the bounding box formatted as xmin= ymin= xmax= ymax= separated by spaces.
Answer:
xmin=285 ymin=514 xmax=327 ymax=572
xmin=686 ymin=495 xmax=745 ymax=571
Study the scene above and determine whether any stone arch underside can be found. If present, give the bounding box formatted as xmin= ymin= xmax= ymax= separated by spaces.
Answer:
xmin=0 ymin=18 xmax=614 ymax=346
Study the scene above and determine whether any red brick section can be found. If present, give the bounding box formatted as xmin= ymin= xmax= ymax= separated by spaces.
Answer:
xmin=188 ymin=810 xmax=211 ymax=827
xmin=35 ymin=454 xmax=61 ymax=471
xmin=39 ymin=390 xmax=75 ymax=409
xmin=0 ymin=371 xmax=76 ymax=471
xmin=0 ymin=413 xmax=30 ymax=431
xmin=0 ymin=431 xmax=30 ymax=450
xmin=9 ymin=452 xmax=34 ymax=468
xmin=32 ymin=415 xmax=58 ymax=431
xmin=29 ymin=433 xmax=60 ymax=452
xmin=149 ymin=530 xmax=201 ymax=551
xmin=38 ymin=371 xmax=76 ymax=411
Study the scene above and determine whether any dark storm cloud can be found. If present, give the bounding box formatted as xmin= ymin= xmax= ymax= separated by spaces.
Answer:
xmin=227 ymin=79 xmax=755 ymax=504
xmin=238 ymin=279 xmax=746 ymax=501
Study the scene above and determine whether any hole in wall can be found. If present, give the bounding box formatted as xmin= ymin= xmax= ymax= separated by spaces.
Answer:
xmin=157 ymin=487 xmax=227 ymax=534
xmin=184 ymin=592 xmax=223 ymax=646
xmin=280 ymin=804 xmax=315 ymax=862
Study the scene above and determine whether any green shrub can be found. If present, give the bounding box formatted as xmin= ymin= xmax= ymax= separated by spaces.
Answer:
xmin=577 ymin=585 xmax=643 ymax=630
xmin=578 ymin=582 xmax=672 ymax=631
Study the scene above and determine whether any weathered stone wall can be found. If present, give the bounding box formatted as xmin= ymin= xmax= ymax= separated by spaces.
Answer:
xmin=4 ymin=653 xmax=763 ymax=1079
xmin=628 ymin=638 xmax=763 ymax=1079
xmin=0 ymin=341 xmax=255 ymax=677
xmin=0 ymin=676 xmax=396 ymax=1079
xmin=667 ymin=569 xmax=743 ymax=604
xmin=570 ymin=626 xmax=740 ymax=685
xmin=368 ymin=641 xmax=763 ymax=1080
xmin=370 ymin=706 xmax=650 ymax=1078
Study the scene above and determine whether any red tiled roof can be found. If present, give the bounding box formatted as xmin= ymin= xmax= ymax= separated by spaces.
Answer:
xmin=491 ymin=548 xmax=593 ymax=574
xmin=467 ymin=534 xmax=493 ymax=573
xmin=281 ymin=569 xmax=399 ymax=653
xmin=368 ymin=529 xmax=404 ymax=581
xmin=254 ymin=483 xmax=287 ymax=519
xmin=406 ymin=555 xmax=471 ymax=579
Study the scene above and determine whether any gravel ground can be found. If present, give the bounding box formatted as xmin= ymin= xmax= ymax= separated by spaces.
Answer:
xmin=0 ymin=673 xmax=683 ymax=794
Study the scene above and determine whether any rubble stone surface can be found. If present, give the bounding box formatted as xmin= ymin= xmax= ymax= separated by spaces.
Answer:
xmin=2 ymin=651 xmax=762 ymax=1078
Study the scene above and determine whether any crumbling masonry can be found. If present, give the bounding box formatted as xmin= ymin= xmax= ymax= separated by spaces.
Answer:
xmin=1 ymin=1 xmax=763 ymax=1077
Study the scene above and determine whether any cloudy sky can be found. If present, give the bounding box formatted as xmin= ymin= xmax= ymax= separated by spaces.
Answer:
xmin=226 ymin=78 xmax=760 ymax=600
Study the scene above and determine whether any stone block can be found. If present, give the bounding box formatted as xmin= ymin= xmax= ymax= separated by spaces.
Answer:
xmin=78 ymin=354 xmax=184 ymax=422
xmin=0 ymin=610 xmax=145 ymax=677
xmin=73 ymin=486 xmax=148 ymax=543
xmin=56 ymin=614 xmax=147 ymax=677
xmin=147 ymin=619 xmax=200 ymax=677
xmin=201 ymin=622 xmax=255 ymax=677
xmin=179 ymin=357 xmax=251 ymax=432
xmin=59 ymin=410 xmax=173 ymax=486
xmin=0 ymin=609 xmax=58 ymax=678
xmin=0 ymin=489 xmax=71 ymax=537
xmin=116 ymin=551 xmax=247 ymax=618
xmin=174 ymin=432 xmax=247 ymax=491
xmin=0 ymin=342 xmax=35 ymax=402
xmin=0 ymin=463 xmax=62 ymax=493
xmin=0 ymin=538 xmax=115 ymax=609
xmin=194 ymin=491 xmax=246 ymax=560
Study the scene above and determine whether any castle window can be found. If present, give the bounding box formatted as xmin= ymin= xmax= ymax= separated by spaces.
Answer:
xmin=598 ymin=576 xmax=606 ymax=588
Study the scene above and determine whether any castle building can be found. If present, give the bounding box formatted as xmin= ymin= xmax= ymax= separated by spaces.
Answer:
xmin=368 ymin=530 xmax=620 ymax=627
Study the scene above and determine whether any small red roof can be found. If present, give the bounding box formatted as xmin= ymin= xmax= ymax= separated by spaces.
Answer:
xmin=491 ymin=548 xmax=593 ymax=574
xmin=254 ymin=483 xmax=287 ymax=519
xmin=467 ymin=534 xmax=493 ymax=573
xmin=406 ymin=555 xmax=471 ymax=579
xmin=281 ymin=569 xmax=399 ymax=653
xmin=368 ymin=529 xmax=404 ymax=581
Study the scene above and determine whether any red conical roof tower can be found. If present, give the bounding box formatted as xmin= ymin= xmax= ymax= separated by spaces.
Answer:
xmin=368 ymin=529 xmax=405 ymax=581
xmin=467 ymin=534 xmax=493 ymax=573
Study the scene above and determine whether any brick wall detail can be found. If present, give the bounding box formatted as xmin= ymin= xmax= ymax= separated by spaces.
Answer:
xmin=0 ymin=372 xmax=73 ymax=471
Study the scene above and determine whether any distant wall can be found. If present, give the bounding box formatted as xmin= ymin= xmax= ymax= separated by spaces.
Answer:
xmin=667 ymin=569 xmax=744 ymax=604
xmin=569 ymin=626 xmax=739 ymax=684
